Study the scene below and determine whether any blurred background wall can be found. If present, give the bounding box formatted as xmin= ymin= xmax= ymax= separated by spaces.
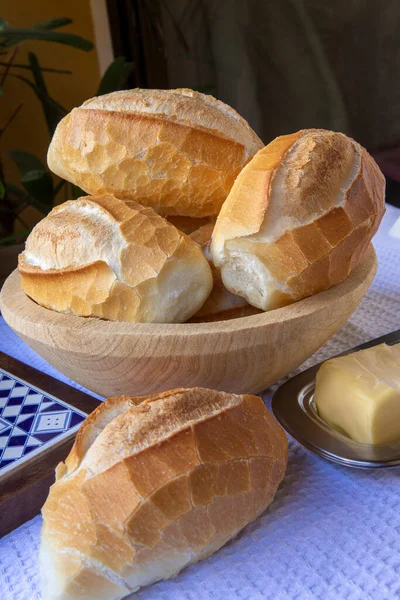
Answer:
xmin=158 ymin=0 xmax=400 ymax=152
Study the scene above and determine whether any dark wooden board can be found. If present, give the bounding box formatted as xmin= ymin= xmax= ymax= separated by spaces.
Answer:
xmin=0 ymin=352 xmax=101 ymax=537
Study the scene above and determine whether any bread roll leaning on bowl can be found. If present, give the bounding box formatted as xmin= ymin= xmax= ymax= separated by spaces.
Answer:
xmin=18 ymin=194 xmax=213 ymax=323
xmin=189 ymin=222 xmax=261 ymax=322
xmin=212 ymin=128 xmax=386 ymax=311
xmin=47 ymin=88 xmax=264 ymax=218
xmin=40 ymin=387 xmax=288 ymax=600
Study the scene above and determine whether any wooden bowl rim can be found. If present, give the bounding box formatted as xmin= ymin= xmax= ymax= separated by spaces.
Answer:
xmin=0 ymin=245 xmax=377 ymax=338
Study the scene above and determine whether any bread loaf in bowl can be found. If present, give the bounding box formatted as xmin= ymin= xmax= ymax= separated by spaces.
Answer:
xmin=189 ymin=223 xmax=260 ymax=322
xmin=40 ymin=388 xmax=287 ymax=600
xmin=212 ymin=129 xmax=386 ymax=311
xmin=47 ymin=88 xmax=264 ymax=218
xmin=18 ymin=194 xmax=213 ymax=323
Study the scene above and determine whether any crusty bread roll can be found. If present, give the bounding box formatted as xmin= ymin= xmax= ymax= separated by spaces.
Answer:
xmin=47 ymin=88 xmax=264 ymax=218
xmin=189 ymin=223 xmax=260 ymax=322
xmin=212 ymin=129 xmax=385 ymax=311
xmin=18 ymin=194 xmax=213 ymax=323
xmin=40 ymin=388 xmax=287 ymax=600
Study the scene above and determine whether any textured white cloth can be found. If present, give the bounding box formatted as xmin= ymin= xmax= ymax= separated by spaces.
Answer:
xmin=0 ymin=206 xmax=399 ymax=600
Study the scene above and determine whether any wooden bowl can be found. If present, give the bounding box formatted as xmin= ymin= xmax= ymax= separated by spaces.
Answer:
xmin=0 ymin=246 xmax=377 ymax=397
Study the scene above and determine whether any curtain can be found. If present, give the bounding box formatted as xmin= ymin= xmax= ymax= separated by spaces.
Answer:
xmin=160 ymin=0 xmax=400 ymax=159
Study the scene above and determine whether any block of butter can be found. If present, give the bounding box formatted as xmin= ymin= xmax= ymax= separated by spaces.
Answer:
xmin=314 ymin=343 xmax=400 ymax=445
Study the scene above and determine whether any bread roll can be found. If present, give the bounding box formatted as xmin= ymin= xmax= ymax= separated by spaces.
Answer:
xmin=212 ymin=129 xmax=385 ymax=311
xmin=18 ymin=194 xmax=213 ymax=323
xmin=189 ymin=223 xmax=260 ymax=322
xmin=47 ymin=88 xmax=264 ymax=218
xmin=40 ymin=388 xmax=287 ymax=600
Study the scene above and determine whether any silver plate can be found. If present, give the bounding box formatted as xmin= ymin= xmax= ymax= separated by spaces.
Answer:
xmin=271 ymin=329 xmax=400 ymax=469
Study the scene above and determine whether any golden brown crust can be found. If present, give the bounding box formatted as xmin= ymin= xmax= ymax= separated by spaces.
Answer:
xmin=40 ymin=388 xmax=287 ymax=599
xmin=212 ymin=129 xmax=385 ymax=311
xmin=47 ymin=89 xmax=264 ymax=218
xmin=18 ymin=194 xmax=213 ymax=323
xmin=64 ymin=396 xmax=141 ymax=475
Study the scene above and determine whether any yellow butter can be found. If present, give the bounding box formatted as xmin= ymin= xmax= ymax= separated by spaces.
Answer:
xmin=314 ymin=343 xmax=400 ymax=445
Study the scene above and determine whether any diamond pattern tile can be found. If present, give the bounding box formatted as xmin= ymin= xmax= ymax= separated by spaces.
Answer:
xmin=0 ymin=368 xmax=86 ymax=476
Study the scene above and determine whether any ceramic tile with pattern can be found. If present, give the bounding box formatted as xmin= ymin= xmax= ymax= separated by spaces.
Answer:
xmin=0 ymin=368 xmax=86 ymax=474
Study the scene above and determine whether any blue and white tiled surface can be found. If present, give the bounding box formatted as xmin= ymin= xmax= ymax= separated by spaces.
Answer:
xmin=0 ymin=368 xmax=86 ymax=475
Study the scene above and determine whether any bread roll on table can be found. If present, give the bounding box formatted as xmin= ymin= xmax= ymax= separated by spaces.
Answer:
xmin=47 ymin=88 xmax=263 ymax=218
xmin=18 ymin=194 xmax=213 ymax=323
xmin=212 ymin=129 xmax=386 ymax=311
xmin=40 ymin=388 xmax=287 ymax=600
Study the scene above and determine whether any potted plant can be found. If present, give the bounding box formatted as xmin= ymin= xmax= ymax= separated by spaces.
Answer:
xmin=0 ymin=17 xmax=133 ymax=287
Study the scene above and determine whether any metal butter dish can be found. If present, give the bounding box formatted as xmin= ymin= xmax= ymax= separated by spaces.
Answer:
xmin=272 ymin=329 xmax=400 ymax=469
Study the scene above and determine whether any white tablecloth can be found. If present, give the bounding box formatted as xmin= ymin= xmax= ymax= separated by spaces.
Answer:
xmin=0 ymin=206 xmax=399 ymax=600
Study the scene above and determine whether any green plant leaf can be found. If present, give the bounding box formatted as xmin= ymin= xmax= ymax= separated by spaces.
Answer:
xmin=16 ymin=73 xmax=67 ymax=116
xmin=3 ymin=183 xmax=36 ymax=229
xmin=97 ymin=57 xmax=134 ymax=96
xmin=25 ymin=52 xmax=67 ymax=135
xmin=33 ymin=18 xmax=73 ymax=31
xmin=9 ymin=150 xmax=45 ymax=175
xmin=21 ymin=169 xmax=54 ymax=209
xmin=29 ymin=51 xmax=47 ymax=94
xmin=0 ymin=45 xmax=18 ymax=88
xmin=6 ymin=182 xmax=49 ymax=215
xmin=27 ymin=196 xmax=51 ymax=214
xmin=0 ymin=61 xmax=72 ymax=74
xmin=0 ymin=26 xmax=93 ymax=51
xmin=0 ymin=103 xmax=23 ymax=140
xmin=54 ymin=178 xmax=66 ymax=196
xmin=5 ymin=183 xmax=29 ymax=203
xmin=70 ymin=183 xmax=86 ymax=199
xmin=0 ymin=229 xmax=30 ymax=246
xmin=0 ymin=179 xmax=5 ymax=199
xmin=0 ymin=19 xmax=9 ymax=31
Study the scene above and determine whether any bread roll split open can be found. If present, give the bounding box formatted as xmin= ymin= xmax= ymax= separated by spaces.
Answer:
xmin=212 ymin=129 xmax=386 ymax=311
xmin=189 ymin=222 xmax=260 ymax=322
xmin=47 ymin=88 xmax=264 ymax=218
xmin=18 ymin=194 xmax=213 ymax=323
xmin=40 ymin=388 xmax=288 ymax=600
